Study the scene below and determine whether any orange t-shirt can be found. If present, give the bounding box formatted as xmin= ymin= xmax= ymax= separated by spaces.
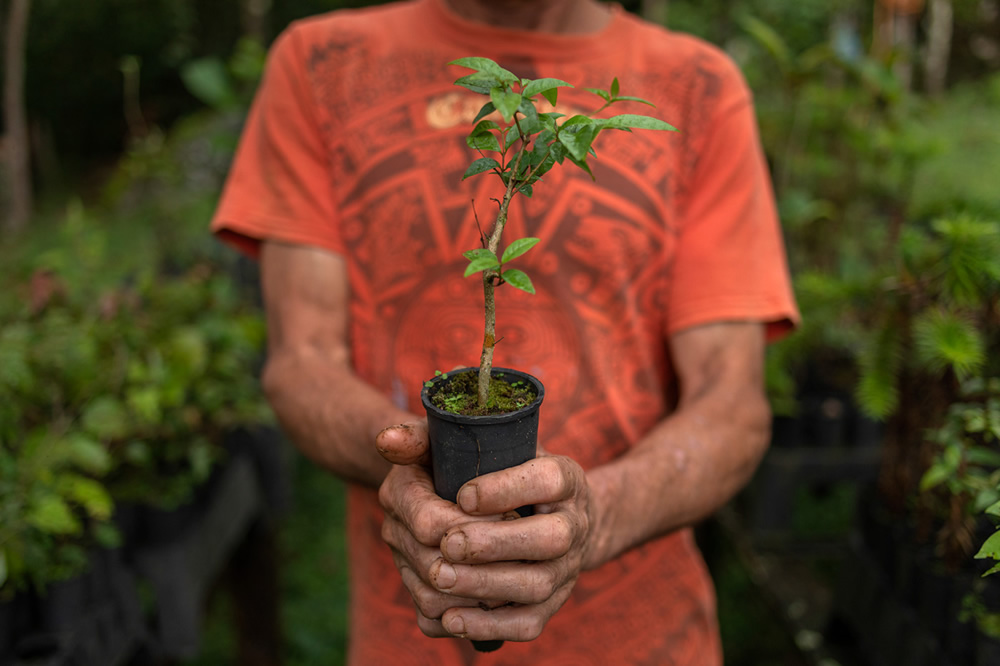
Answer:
xmin=212 ymin=1 xmax=799 ymax=663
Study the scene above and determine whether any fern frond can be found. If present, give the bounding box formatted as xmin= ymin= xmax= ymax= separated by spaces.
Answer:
xmin=932 ymin=215 xmax=1000 ymax=305
xmin=855 ymin=320 xmax=902 ymax=419
xmin=913 ymin=306 xmax=985 ymax=379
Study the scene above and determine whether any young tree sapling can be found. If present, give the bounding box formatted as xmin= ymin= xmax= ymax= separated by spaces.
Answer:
xmin=449 ymin=57 xmax=677 ymax=410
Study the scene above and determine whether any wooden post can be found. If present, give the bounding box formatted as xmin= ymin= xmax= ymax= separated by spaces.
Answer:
xmin=873 ymin=0 xmax=925 ymax=90
xmin=2 ymin=0 xmax=32 ymax=233
xmin=241 ymin=0 xmax=271 ymax=44
xmin=924 ymin=0 xmax=953 ymax=96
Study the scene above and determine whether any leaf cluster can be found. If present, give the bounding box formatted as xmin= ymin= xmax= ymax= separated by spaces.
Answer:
xmin=0 ymin=214 xmax=270 ymax=594
xmin=450 ymin=57 xmax=676 ymax=292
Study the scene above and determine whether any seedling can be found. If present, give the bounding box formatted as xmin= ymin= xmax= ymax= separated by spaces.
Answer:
xmin=450 ymin=57 xmax=677 ymax=409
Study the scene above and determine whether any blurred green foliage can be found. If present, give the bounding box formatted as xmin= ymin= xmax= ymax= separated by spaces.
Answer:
xmin=0 ymin=30 xmax=275 ymax=592
xmin=0 ymin=202 xmax=271 ymax=592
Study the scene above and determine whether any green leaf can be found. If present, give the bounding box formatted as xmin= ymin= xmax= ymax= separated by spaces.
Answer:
xmin=567 ymin=152 xmax=595 ymax=180
xmin=449 ymin=57 xmax=519 ymax=85
xmin=522 ymin=78 xmax=573 ymax=105
xmin=983 ymin=561 xmax=1000 ymax=577
xmin=465 ymin=258 xmax=501 ymax=277
xmin=454 ymin=73 xmax=502 ymax=95
xmin=127 ymin=386 xmax=162 ymax=426
xmin=64 ymin=475 xmax=113 ymax=521
xmin=472 ymin=119 xmax=502 ymax=133
xmin=596 ymin=114 xmax=678 ymax=132
xmin=180 ymin=58 xmax=237 ymax=109
xmin=81 ymin=396 xmax=130 ymax=441
xmin=67 ymin=434 xmax=111 ymax=475
xmin=739 ymin=14 xmax=793 ymax=73
xmin=466 ymin=131 xmax=502 ymax=153
xmin=518 ymin=183 xmax=533 ymax=197
xmin=501 ymin=238 xmax=540 ymax=264
xmin=464 ymin=249 xmax=500 ymax=277
xmin=976 ymin=530 xmax=1000 ymax=560
xmin=968 ymin=446 xmax=1000 ymax=468
xmin=558 ymin=125 xmax=599 ymax=162
xmin=27 ymin=494 xmax=81 ymax=535
xmin=585 ymin=87 xmax=611 ymax=102
xmin=463 ymin=248 xmax=498 ymax=262
xmin=610 ymin=77 xmax=620 ymax=99
xmin=473 ymin=101 xmax=496 ymax=124
xmin=490 ymin=88 xmax=522 ymax=123
xmin=986 ymin=499 xmax=1000 ymax=518
xmin=516 ymin=99 xmax=540 ymax=133
xmin=463 ymin=157 xmax=501 ymax=180
xmin=562 ymin=114 xmax=594 ymax=128
xmin=920 ymin=462 xmax=953 ymax=491
xmin=501 ymin=269 xmax=535 ymax=294
xmin=610 ymin=95 xmax=656 ymax=107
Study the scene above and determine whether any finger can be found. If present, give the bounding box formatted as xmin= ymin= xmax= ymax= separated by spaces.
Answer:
xmin=378 ymin=464 xmax=469 ymax=545
xmin=376 ymin=421 xmax=430 ymax=465
xmin=456 ymin=456 xmax=583 ymax=515
xmin=428 ymin=557 xmax=563 ymax=605
xmin=397 ymin=562 xmax=486 ymax=621
xmin=439 ymin=513 xmax=576 ymax=564
xmin=439 ymin=584 xmax=574 ymax=642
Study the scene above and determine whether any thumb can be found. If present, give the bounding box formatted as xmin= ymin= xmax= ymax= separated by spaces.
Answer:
xmin=376 ymin=420 xmax=431 ymax=466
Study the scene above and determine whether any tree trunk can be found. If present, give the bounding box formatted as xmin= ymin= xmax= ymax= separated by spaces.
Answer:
xmin=872 ymin=0 xmax=924 ymax=90
xmin=241 ymin=0 xmax=271 ymax=44
xmin=2 ymin=0 xmax=32 ymax=233
xmin=923 ymin=0 xmax=953 ymax=96
xmin=640 ymin=0 xmax=669 ymax=26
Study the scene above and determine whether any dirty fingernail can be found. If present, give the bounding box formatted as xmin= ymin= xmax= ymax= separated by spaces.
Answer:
xmin=443 ymin=530 xmax=467 ymax=561
xmin=433 ymin=560 xmax=456 ymax=589
xmin=445 ymin=614 xmax=466 ymax=636
xmin=457 ymin=485 xmax=478 ymax=513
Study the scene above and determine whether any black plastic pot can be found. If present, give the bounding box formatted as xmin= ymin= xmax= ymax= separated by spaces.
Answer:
xmin=421 ymin=366 xmax=545 ymax=653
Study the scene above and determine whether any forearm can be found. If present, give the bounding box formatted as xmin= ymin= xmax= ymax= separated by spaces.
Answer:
xmin=582 ymin=324 xmax=771 ymax=570
xmin=262 ymin=348 xmax=415 ymax=488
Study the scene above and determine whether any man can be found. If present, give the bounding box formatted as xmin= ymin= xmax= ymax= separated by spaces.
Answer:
xmin=211 ymin=0 xmax=799 ymax=662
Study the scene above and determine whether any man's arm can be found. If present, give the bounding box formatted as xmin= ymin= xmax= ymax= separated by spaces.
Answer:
xmin=377 ymin=321 xmax=771 ymax=641
xmin=583 ymin=320 xmax=770 ymax=567
xmin=259 ymin=241 xmax=418 ymax=487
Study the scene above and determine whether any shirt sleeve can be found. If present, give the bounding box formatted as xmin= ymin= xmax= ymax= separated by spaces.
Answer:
xmin=210 ymin=24 xmax=344 ymax=260
xmin=665 ymin=78 xmax=799 ymax=342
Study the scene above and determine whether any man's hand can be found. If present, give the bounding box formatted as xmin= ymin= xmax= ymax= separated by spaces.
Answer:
xmin=376 ymin=423 xmax=596 ymax=642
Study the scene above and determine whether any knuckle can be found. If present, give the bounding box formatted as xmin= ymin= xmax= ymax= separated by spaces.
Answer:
xmin=544 ymin=456 xmax=573 ymax=496
xmin=411 ymin=586 xmax=446 ymax=619
xmin=536 ymin=566 xmax=560 ymax=599
xmin=548 ymin=514 xmax=575 ymax=554
xmin=377 ymin=478 xmax=395 ymax=513
xmin=416 ymin=613 xmax=447 ymax=638
xmin=519 ymin=615 xmax=545 ymax=641
xmin=411 ymin=509 xmax=439 ymax=545
xmin=380 ymin=518 xmax=395 ymax=546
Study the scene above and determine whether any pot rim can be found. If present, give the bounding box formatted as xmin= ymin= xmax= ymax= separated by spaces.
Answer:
xmin=420 ymin=366 xmax=545 ymax=425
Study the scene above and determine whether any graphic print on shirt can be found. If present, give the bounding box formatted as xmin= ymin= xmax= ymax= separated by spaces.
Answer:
xmin=302 ymin=38 xmax=719 ymax=468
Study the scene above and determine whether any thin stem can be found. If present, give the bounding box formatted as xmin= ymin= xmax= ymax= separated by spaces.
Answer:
xmin=477 ymin=136 xmax=529 ymax=408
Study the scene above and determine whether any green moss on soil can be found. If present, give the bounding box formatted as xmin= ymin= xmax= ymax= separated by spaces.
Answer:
xmin=431 ymin=371 xmax=537 ymax=416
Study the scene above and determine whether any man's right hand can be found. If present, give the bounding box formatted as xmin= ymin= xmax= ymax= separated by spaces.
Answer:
xmin=377 ymin=423 xmax=505 ymax=638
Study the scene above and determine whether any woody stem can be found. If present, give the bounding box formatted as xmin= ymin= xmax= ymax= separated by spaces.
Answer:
xmin=477 ymin=139 xmax=528 ymax=408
